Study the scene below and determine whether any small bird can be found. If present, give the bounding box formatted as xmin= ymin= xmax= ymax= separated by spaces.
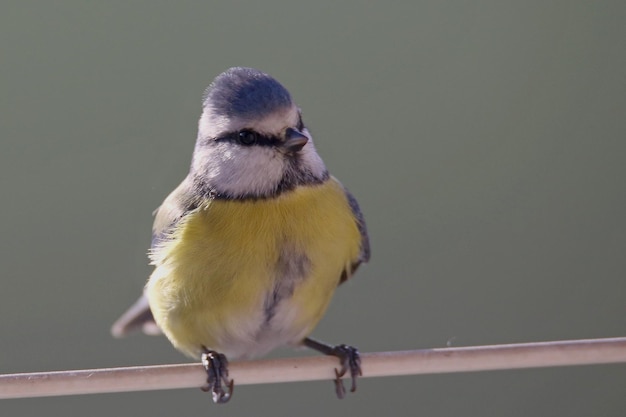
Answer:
xmin=111 ymin=67 xmax=370 ymax=403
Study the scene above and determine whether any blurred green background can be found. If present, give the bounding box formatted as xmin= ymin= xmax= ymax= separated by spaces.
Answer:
xmin=1 ymin=1 xmax=625 ymax=416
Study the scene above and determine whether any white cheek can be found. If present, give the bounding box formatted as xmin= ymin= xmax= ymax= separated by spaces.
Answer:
xmin=207 ymin=144 xmax=286 ymax=197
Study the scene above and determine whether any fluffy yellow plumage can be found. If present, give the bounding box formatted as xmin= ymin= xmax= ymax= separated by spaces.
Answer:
xmin=147 ymin=178 xmax=361 ymax=359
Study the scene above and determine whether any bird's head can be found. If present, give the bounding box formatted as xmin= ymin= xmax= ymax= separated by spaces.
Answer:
xmin=191 ymin=67 xmax=328 ymax=199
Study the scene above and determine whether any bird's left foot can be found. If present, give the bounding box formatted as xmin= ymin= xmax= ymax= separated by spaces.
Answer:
xmin=200 ymin=348 xmax=234 ymax=404
xmin=329 ymin=344 xmax=362 ymax=398
xmin=303 ymin=338 xmax=362 ymax=399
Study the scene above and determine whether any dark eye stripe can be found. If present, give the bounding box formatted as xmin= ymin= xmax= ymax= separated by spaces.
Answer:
xmin=215 ymin=130 xmax=280 ymax=147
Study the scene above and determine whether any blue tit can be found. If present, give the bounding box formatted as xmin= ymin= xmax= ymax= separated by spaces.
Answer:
xmin=112 ymin=67 xmax=370 ymax=403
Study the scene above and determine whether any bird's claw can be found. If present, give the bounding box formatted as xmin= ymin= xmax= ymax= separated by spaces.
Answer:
xmin=330 ymin=344 xmax=362 ymax=399
xmin=201 ymin=349 xmax=234 ymax=404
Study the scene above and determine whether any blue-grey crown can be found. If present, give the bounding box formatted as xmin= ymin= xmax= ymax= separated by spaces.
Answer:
xmin=202 ymin=67 xmax=293 ymax=118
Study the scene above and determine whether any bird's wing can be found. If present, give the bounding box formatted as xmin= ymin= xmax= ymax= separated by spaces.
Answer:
xmin=111 ymin=176 xmax=200 ymax=338
xmin=339 ymin=187 xmax=370 ymax=284
xmin=151 ymin=176 xmax=200 ymax=249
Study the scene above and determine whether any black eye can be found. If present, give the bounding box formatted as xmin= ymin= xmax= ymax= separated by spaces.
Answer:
xmin=238 ymin=130 xmax=258 ymax=146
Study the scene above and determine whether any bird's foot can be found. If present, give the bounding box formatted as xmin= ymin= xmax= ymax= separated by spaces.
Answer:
xmin=303 ymin=338 xmax=362 ymax=399
xmin=329 ymin=344 xmax=362 ymax=398
xmin=200 ymin=348 xmax=234 ymax=404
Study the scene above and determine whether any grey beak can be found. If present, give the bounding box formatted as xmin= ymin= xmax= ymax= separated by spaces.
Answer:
xmin=283 ymin=128 xmax=308 ymax=152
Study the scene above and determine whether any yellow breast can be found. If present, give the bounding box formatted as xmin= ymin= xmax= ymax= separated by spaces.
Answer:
xmin=146 ymin=177 xmax=361 ymax=358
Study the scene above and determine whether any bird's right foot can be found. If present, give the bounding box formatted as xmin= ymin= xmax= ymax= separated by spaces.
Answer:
xmin=200 ymin=348 xmax=234 ymax=404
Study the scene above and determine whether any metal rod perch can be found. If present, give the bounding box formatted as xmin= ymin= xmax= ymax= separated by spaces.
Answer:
xmin=1 ymin=337 xmax=625 ymax=400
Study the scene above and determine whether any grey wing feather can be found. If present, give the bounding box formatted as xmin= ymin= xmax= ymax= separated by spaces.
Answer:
xmin=340 ymin=188 xmax=370 ymax=284
xmin=111 ymin=176 xmax=200 ymax=337
xmin=151 ymin=176 xmax=200 ymax=249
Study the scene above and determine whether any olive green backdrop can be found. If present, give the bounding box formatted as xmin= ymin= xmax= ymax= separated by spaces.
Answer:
xmin=1 ymin=1 xmax=625 ymax=416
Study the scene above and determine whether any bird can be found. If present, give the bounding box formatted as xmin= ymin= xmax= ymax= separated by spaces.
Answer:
xmin=111 ymin=67 xmax=370 ymax=403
